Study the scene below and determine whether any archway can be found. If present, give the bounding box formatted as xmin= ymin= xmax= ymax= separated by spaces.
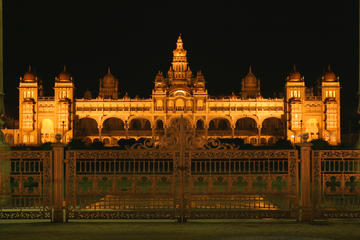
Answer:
xmin=235 ymin=117 xmax=258 ymax=135
xmin=156 ymin=119 xmax=164 ymax=130
xmin=77 ymin=118 xmax=99 ymax=137
xmin=196 ymin=119 xmax=204 ymax=130
xmin=129 ymin=118 xmax=151 ymax=130
xmin=305 ymin=118 xmax=319 ymax=140
xmin=208 ymin=118 xmax=231 ymax=130
xmin=41 ymin=119 xmax=54 ymax=143
xmin=261 ymin=117 xmax=284 ymax=137
xmin=102 ymin=118 xmax=125 ymax=136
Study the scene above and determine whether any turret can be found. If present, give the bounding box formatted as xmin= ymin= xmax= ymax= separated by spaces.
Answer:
xmin=240 ymin=66 xmax=261 ymax=98
xmin=19 ymin=66 xmax=38 ymax=144
xmin=320 ymin=65 xmax=341 ymax=144
xmin=285 ymin=65 xmax=305 ymax=143
xmin=98 ymin=67 xmax=119 ymax=99
xmin=54 ymin=66 xmax=75 ymax=143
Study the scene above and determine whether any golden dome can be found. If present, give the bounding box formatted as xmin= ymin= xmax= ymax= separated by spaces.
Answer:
xmin=324 ymin=65 xmax=336 ymax=81
xmin=23 ymin=66 xmax=36 ymax=82
xmin=102 ymin=67 xmax=116 ymax=87
xmin=57 ymin=66 xmax=72 ymax=81
xmin=288 ymin=65 xmax=301 ymax=81
xmin=243 ymin=66 xmax=257 ymax=88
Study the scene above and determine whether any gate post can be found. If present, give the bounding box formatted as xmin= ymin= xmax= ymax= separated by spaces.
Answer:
xmin=298 ymin=142 xmax=312 ymax=222
xmin=52 ymin=137 xmax=65 ymax=223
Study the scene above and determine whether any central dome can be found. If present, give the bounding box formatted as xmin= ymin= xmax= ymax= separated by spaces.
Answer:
xmin=243 ymin=66 xmax=257 ymax=88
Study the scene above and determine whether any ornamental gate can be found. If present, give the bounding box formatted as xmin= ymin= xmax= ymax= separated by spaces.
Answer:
xmin=65 ymin=117 xmax=299 ymax=221
xmin=312 ymin=150 xmax=360 ymax=218
xmin=0 ymin=151 xmax=52 ymax=219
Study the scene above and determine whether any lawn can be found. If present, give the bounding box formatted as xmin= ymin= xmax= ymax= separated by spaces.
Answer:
xmin=0 ymin=220 xmax=360 ymax=240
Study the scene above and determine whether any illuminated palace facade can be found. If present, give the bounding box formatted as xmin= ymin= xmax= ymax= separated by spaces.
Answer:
xmin=3 ymin=35 xmax=341 ymax=146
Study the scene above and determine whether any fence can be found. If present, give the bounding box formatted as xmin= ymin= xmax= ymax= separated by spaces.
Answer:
xmin=0 ymin=120 xmax=360 ymax=222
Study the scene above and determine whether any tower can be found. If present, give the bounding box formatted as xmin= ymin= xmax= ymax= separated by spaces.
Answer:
xmin=285 ymin=65 xmax=306 ymax=143
xmin=321 ymin=65 xmax=340 ymax=144
xmin=54 ymin=66 xmax=74 ymax=142
xmin=98 ymin=67 xmax=118 ymax=99
xmin=19 ymin=66 xmax=38 ymax=144
xmin=168 ymin=35 xmax=192 ymax=87
xmin=241 ymin=66 xmax=261 ymax=98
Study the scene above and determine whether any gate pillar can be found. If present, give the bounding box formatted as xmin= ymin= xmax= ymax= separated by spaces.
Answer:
xmin=299 ymin=143 xmax=312 ymax=222
xmin=52 ymin=140 xmax=65 ymax=223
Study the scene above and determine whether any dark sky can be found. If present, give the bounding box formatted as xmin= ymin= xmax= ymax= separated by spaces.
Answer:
xmin=3 ymin=1 xmax=359 ymax=131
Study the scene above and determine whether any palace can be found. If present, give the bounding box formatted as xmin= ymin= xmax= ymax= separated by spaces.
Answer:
xmin=2 ymin=35 xmax=341 ymax=146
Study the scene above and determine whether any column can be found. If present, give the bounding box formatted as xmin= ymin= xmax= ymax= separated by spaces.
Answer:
xmin=257 ymin=125 xmax=262 ymax=145
xmin=298 ymin=142 xmax=312 ymax=222
xmin=52 ymin=142 xmax=65 ymax=223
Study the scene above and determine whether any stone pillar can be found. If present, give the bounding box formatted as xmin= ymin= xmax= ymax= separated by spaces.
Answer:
xmin=257 ymin=125 xmax=262 ymax=145
xmin=298 ymin=142 xmax=312 ymax=222
xmin=52 ymin=142 xmax=65 ymax=223
xmin=125 ymin=120 xmax=129 ymax=139
xmin=231 ymin=126 xmax=234 ymax=138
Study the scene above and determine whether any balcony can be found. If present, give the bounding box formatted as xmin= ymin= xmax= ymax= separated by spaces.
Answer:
xmin=207 ymin=130 xmax=232 ymax=137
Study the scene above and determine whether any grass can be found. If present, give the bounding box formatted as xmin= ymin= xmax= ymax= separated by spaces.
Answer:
xmin=1 ymin=219 xmax=360 ymax=240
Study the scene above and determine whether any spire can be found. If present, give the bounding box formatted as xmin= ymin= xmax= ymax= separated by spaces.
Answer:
xmin=249 ymin=65 xmax=252 ymax=74
xmin=28 ymin=65 xmax=32 ymax=73
xmin=107 ymin=66 xmax=111 ymax=74
xmin=176 ymin=34 xmax=183 ymax=50
xmin=293 ymin=64 xmax=297 ymax=73
xmin=327 ymin=64 xmax=332 ymax=72
xmin=63 ymin=65 xmax=66 ymax=73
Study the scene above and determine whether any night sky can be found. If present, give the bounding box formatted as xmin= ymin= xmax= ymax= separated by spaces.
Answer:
xmin=3 ymin=1 xmax=359 ymax=132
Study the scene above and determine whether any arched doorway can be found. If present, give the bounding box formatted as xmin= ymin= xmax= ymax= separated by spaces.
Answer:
xmin=305 ymin=118 xmax=319 ymax=141
xmin=77 ymin=118 xmax=99 ymax=137
xmin=261 ymin=117 xmax=284 ymax=137
xmin=196 ymin=119 xmax=204 ymax=130
xmin=208 ymin=118 xmax=231 ymax=136
xmin=156 ymin=120 xmax=164 ymax=130
xmin=129 ymin=118 xmax=152 ymax=136
xmin=41 ymin=119 xmax=54 ymax=143
xmin=102 ymin=118 xmax=125 ymax=136
xmin=235 ymin=117 xmax=258 ymax=136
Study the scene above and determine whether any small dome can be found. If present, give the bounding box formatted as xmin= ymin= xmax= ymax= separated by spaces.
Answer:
xmin=102 ymin=67 xmax=116 ymax=87
xmin=289 ymin=72 xmax=301 ymax=81
xmin=288 ymin=65 xmax=301 ymax=81
xmin=22 ymin=66 xmax=36 ymax=82
xmin=57 ymin=66 xmax=72 ymax=81
xmin=324 ymin=65 xmax=336 ymax=81
xmin=243 ymin=66 xmax=257 ymax=88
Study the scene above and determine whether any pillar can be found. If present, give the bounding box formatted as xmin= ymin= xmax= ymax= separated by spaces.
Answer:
xmin=52 ymin=142 xmax=65 ymax=223
xmin=298 ymin=142 xmax=312 ymax=221
xmin=257 ymin=125 xmax=262 ymax=145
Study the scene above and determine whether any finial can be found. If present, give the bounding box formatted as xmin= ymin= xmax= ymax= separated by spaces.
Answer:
xmin=293 ymin=64 xmax=297 ymax=72
xmin=63 ymin=65 xmax=67 ymax=72
xmin=249 ymin=65 xmax=252 ymax=73
xmin=327 ymin=64 xmax=331 ymax=72
xmin=107 ymin=66 xmax=111 ymax=74
xmin=28 ymin=65 xmax=32 ymax=72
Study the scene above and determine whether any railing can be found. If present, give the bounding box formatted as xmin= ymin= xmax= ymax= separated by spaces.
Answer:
xmin=208 ymin=130 xmax=232 ymax=136
xmin=0 ymin=150 xmax=52 ymax=220
xmin=127 ymin=130 xmax=152 ymax=136
xmin=3 ymin=145 xmax=360 ymax=222
xmin=312 ymin=150 xmax=360 ymax=218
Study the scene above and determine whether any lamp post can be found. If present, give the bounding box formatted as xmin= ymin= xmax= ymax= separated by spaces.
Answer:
xmin=61 ymin=121 xmax=65 ymax=143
